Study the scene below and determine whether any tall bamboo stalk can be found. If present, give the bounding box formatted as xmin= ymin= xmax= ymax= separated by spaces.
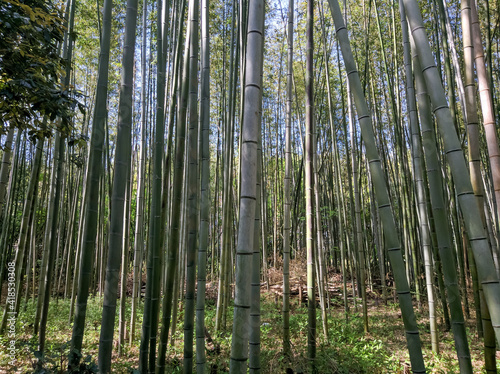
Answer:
xmin=130 ymin=0 xmax=149 ymax=345
xmin=305 ymin=0 xmax=316 ymax=370
xmin=326 ymin=0 xmax=426 ymax=370
xmin=155 ymin=6 xmax=189 ymax=372
xmin=183 ymin=0 xmax=200 ymax=368
xmin=229 ymin=0 xmax=264 ymax=368
xmin=283 ymin=0 xmax=293 ymax=357
xmin=69 ymin=0 xmax=113 ymax=362
xmin=97 ymin=0 xmax=137 ymax=368
xmin=1 ymin=137 xmax=44 ymax=334
xmin=38 ymin=135 xmax=65 ymax=358
xmin=410 ymin=30 xmax=475 ymax=372
xmin=403 ymin=0 xmax=500 ymax=348
xmin=139 ymin=0 xmax=168 ymax=368
xmin=470 ymin=0 xmax=500 ymax=276
xmin=195 ymin=0 xmax=210 ymax=368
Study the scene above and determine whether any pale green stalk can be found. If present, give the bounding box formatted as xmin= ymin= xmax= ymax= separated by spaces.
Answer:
xmin=470 ymin=0 xmax=500 ymax=276
xmin=282 ymin=0 xmax=293 ymax=357
xmin=401 ymin=5 xmax=438 ymax=351
xmin=130 ymin=0 xmax=148 ymax=345
xmin=70 ymin=0 xmax=113 ymax=362
xmin=139 ymin=0 xmax=167 ymax=369
xmin=403 ymin=0 xmax=500 ymax=347
xmin=155 ymin=10 xmax=190 ymax=373
xmin=326 ymin=0 xmax=426 ymax=370
xmin=305 ymin=0 xmax=316 ymax=370
xmin=229 ymin=0 xmax=264 ymax=368
xmin=183 ymin=0 xmax=200 ymax=368
xmin=195 ymin=0 xmax=210 ymax=368
xmin=97 ymin=0 xmax=138 ymax=368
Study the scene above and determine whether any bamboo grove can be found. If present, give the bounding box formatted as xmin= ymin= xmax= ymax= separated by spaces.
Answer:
xmin=1 ymin=0 xmax=500 ymax=371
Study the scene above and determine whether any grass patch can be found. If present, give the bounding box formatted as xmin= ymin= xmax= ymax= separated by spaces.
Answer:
xmin=0 ymin=289 xmax=497 ymax=373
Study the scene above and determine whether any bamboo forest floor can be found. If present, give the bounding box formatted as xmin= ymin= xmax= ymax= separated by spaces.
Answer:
xmin=0 ymin=257 xmax=498 ymax=373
